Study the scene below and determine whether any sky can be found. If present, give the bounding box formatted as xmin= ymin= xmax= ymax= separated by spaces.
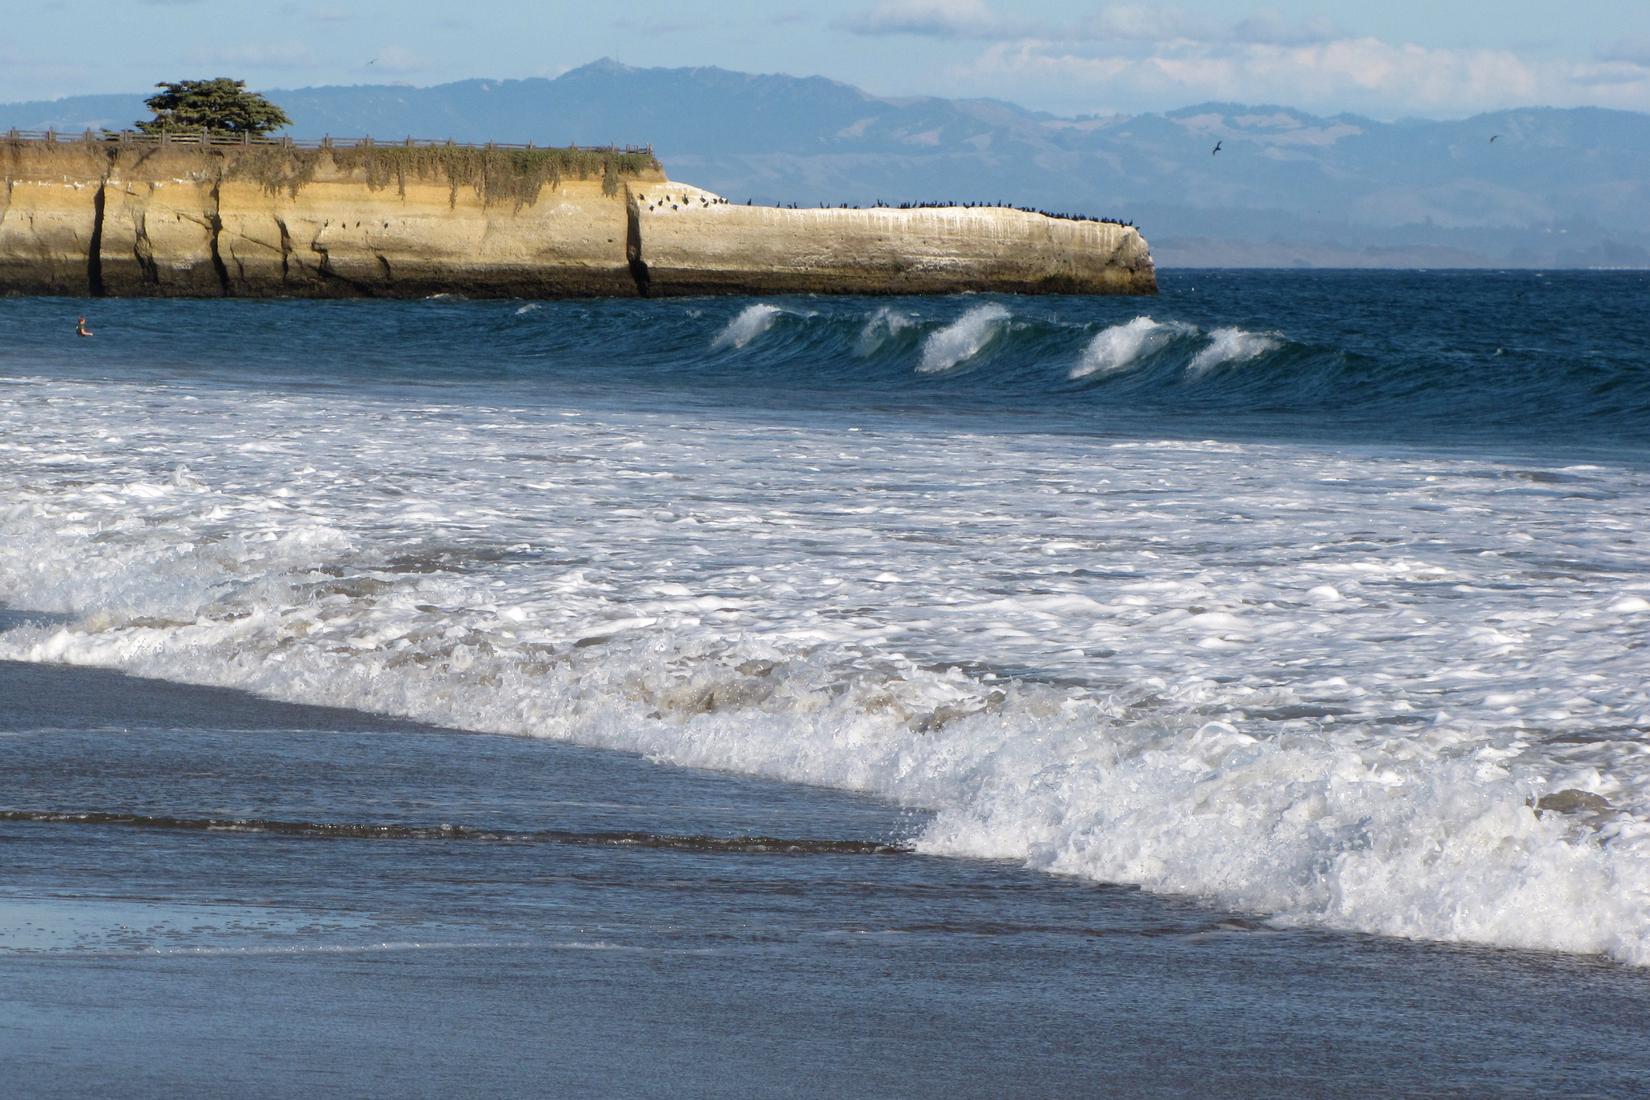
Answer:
xmin=4 ymin=0 xmax=1650 ymax=119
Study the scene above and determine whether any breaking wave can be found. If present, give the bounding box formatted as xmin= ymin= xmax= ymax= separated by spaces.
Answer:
xmin=1072 ymin=316 xmax=1196 ymax=378
xmin=917 ymin=303 xmax=1012 ymax=374
xmin=711 ymin=302 xmax=786 ymax=350
xmin=1187 ymin=326 xmax=1285 ymax=375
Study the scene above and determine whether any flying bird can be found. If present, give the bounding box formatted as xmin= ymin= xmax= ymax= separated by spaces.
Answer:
xmin=1211 ymin=140 xmax=1223 ymax=156
xmin=1489 ymin=134 xmax=1500 ymax=143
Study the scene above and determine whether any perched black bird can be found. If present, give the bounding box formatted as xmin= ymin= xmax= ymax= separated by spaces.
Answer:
xmin=1212 ymin=140 xmax=1223 ymax=156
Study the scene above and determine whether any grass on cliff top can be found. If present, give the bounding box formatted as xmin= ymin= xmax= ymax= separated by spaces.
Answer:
xmin=1 ymin=133 xmax=658 ymax=206
xmin=227 ymin=143 xmax=656 ymax=205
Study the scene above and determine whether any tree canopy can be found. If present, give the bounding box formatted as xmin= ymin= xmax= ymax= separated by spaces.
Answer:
xmin=136 ymin=78 xmax=292 ymax=137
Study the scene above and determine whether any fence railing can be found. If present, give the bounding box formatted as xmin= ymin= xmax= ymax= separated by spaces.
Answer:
xmin=2 ymin=128 xmax=652 ymax=156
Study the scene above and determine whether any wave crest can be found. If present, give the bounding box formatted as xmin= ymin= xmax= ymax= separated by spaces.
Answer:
xmin=711 ymin=303 xmax=784 ymax=351
xmin=917 ymin=304 xmax=1011 ymax=374
xmin=1188 ymin=326 xmax=1284 ymax=376
xmin=1072 ymin=316 xmax=1195 ymax=379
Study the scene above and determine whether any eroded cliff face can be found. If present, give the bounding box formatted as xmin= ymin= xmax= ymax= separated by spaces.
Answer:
xmin=0 ymin=143 xmax=107 ymax=295
xmin=0 ymin=140 xmax=1154 ymax=298
xmin=214 ymin=167 xmax=648 ymax=298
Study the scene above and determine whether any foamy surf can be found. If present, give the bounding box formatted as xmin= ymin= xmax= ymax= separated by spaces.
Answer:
xmin=1072 ymin=316 xmax=1195 ymax=379
xmin=917 ymin=304 xmax=1010 ymax=373
xmin=1188 ymin=326 xmax=1284 ymax=375
xmin=856 ymin=306 xmax=915 ymax=356
xmin=711 ymin=303 xmax=785 ymax=350
xmin=4 ymin=287 xmax=1650 ymax=968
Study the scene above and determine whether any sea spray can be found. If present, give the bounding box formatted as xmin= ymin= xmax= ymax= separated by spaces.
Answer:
xmin=1072 ymin=316 xmax=1195 ymax=379
xmin=857 ymin=306 xmax=916 ymax=357
xmin=917 ymin=304 xmax=1010 ymax=373
xmin=712 ymin=303 xmax=784 ymax=351
xmin=1188 ymin=326 xmax=1283 ymax=375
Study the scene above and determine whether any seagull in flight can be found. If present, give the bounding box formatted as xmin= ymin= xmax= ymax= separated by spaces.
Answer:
xmin=1211 ymin=140 xmax=1223 ymax=156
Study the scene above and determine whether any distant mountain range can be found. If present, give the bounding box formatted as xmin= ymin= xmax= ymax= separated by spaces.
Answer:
xmin=7 ymin=59 xmax=1649 ymax=268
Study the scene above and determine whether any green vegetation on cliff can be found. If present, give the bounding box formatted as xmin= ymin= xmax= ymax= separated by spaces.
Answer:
xmin=0 ymin=130 xmax=659 ymax=209
xmin=227 ymin=142 xmax=655 ymax=206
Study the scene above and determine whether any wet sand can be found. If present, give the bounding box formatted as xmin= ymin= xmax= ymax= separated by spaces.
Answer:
xmin=3 ymin=649 xmax=1649 ymax=1097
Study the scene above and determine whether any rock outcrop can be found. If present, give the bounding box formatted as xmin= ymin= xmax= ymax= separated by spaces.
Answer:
xmin=0 ymin=137 xmax=1154 ymax=298
xmin=632 ymin=184 xmax=1151 ymax=296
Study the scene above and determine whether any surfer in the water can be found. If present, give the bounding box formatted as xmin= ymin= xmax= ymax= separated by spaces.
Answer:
xmin=76 ymin=316 xmax=93 ymax=337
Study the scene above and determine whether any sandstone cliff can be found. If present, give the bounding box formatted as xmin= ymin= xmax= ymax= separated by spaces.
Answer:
xmin=0 ymin=137 xmax=1153 ymax=298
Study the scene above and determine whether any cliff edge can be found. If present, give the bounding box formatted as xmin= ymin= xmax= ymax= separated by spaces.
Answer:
xmin=0 ymin=136 xmax=1154 ymax=298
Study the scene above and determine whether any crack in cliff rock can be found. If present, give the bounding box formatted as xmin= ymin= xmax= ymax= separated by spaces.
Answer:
xmin=87 ymin=179 xmax=107 ymax=297
xmin=132 ymin=207 xmax=160 ymax=287
xmin=624 ymin=186 xmax=651 ymax=297
xmin=309 ymin=234 xmax=376 ymax=295
xmin=207 ymin=177 xmax=230 ymax=297
xmin=275 ymin=217 xmax=292 ymax=284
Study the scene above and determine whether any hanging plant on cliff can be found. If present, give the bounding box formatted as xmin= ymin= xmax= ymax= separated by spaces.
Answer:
xmin=135 ymin=78 xmax=292 ymax=137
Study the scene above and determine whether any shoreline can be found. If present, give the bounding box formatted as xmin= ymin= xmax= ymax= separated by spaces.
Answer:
xmin=3 ymin=650 xmax=1649 ymax=1096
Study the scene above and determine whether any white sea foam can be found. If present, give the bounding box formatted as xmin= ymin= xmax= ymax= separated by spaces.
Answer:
xmin=856 ymin=306 xmax=915 ymax=356
xmin=917 ymin=304 xmax=1010 ymax=373
xmin=711 ymin=303 xmax=784 ymax=351
xmin=1188 ymin=326 xmax=1284 ymax=375
xmin=1071 ymin=316 xmax=1194 ymax=379
xmin=4 ymin=372 xmax=1650 ymax=965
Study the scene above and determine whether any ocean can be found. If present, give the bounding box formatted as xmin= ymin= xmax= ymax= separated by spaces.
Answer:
xmin=3 ymin=270 xmax=1649 ymax=1095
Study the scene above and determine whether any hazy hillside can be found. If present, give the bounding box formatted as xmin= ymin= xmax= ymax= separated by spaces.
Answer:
xmin=7 ymin=59 xmax=1648 ymax=267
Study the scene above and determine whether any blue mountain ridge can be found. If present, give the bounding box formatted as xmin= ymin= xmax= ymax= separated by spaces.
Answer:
xmin=6 ymin=59 xmax=1647 ymax=267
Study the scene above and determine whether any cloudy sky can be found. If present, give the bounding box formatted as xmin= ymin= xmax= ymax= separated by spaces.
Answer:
xmin=6 ymin=0 xmax=1650 ymax=118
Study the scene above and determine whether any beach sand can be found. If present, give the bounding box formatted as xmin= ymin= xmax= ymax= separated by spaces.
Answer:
xmin=4 ymin=637 xmax=1650 ymax=1097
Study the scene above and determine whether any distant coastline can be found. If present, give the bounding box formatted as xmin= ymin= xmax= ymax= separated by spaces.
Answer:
xmin=4 ymin=60 xmax=1646 ymax=270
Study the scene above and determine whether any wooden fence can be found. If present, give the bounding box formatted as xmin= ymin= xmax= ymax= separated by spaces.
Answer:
xmin=2 ymin=128 xmax=652 ymax=156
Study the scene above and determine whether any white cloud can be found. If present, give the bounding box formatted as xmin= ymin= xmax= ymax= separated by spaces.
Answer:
xmin=839 ymin=0 xmax=1010 ymax=39
xmin=185 ymin=41 xmax=318 ymax=71
xmin=841 ymin=3 xmax=1650 ymax=115
xmin=961 ymin=33 xmax=1650 ymax=117
xmin=844 ymin=3 xmax=1338 ymax=49
xmin=1229 ymin=11 xmax=1339 ymax=47
xmin=1086 ymin=5 xmax=1190 ymax=43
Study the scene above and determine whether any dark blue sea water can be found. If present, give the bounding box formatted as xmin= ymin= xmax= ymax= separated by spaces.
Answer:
xmin=7 ymin=270 xmax=1649 ymax=456
xmin=3 ymin=270 xmax=1650 ymax=1095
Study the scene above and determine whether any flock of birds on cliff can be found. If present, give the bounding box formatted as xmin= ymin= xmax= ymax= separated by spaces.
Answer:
xmin=639 ymin=193 xmax=733 ymax=212
xmin=635 ymin=192 xmax=1133 ymax=227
